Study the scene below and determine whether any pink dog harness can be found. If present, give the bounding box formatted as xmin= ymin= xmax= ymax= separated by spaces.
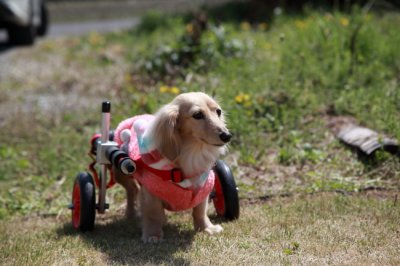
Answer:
xmin=114 ymin=115 xmax=215 ymax=211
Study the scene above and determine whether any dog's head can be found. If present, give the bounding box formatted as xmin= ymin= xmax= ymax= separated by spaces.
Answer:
xmin=149 ymin=92 xmax=231 ymax=162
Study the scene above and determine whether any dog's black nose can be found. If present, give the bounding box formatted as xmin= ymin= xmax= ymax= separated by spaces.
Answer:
xmin=219 ymin=132 xmax=232 ymax=143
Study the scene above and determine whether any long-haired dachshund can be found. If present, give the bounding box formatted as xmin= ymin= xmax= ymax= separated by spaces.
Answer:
xmin=113 ymin=92 xmax=232 ymax=243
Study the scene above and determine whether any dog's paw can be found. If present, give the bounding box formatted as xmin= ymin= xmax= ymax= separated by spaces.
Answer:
xmin=142 ymin=235 xmax=163 ymax=244
xmin=203 ymin=224 xmax=223 ymax=235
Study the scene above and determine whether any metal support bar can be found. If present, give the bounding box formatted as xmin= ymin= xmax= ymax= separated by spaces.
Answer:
xmin=98 ymin=101 xmax=111 ymax=214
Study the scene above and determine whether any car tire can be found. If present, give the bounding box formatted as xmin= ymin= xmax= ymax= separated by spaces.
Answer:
xmin=7 ymin=23 xmax=36 ymax=45
xmin=37 ymin=1 xmax=49 ymax=36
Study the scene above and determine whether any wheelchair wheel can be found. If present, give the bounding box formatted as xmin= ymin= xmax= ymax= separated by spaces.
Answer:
xmin=71 ymin=172 xmax=96 ymax=231
xmin=212 ymin=160 xmax=239 ymax=220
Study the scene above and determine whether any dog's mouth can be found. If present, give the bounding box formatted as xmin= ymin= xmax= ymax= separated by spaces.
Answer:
xmin=200 ymin=138 xmax=225 ymax=147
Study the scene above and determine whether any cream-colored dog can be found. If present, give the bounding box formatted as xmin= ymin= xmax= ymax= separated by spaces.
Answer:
xmin=114 ymin=92 xmax=232 ymax=243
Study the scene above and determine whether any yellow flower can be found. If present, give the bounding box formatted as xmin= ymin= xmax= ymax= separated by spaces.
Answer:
xmin=340 ymin=18 xmax=349 ymax=27
xmin=295 ymin=20 xmax=307 ymax=29
xmin=235 ymin=94 xmax=244 ymax=104
xmin=235 ymin=93 xmax=251 ymax=106
xmin=88 ymin=32 xmax=104 ymax=46
xmin=170 ymin=86 xmax=180 ymax=94
xmin=240 ymin=21 xmax=251 ymax=31
xmin=159 ymin=86 xmax=169 ymax=93
xmin=186 ymin=23 xmax=194 ymax=34
xmin=258 ymin=22 xmax=268 ymax=31
xmin=159 ymin=85 xmax=180 ymax=94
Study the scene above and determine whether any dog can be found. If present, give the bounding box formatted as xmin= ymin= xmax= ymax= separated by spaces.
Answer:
xmin=113 ymin=92 xmax=232 ymax=243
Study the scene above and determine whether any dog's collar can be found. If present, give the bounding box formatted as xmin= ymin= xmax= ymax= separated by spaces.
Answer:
xmin=135 ymin=158 xmax=186 ymax=183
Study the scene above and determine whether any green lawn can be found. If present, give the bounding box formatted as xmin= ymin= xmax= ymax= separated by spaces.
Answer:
xmin=0 ymin=3 xmax=399 ymax=265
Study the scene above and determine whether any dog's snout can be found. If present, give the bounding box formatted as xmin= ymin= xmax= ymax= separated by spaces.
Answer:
xmin=219 ymin=132 xmax=232 ymax=143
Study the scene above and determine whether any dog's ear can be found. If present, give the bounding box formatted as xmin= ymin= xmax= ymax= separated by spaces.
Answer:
xmin=151 ymin=104 xmax=180 ymax=160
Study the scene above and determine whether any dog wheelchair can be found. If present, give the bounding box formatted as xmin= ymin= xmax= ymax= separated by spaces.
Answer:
xmin=69 ymin=101 xmax=240 ymax=231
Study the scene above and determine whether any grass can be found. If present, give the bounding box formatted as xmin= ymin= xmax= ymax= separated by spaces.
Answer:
xmin=1 ymin=193 xmax=399 ymax=265
xmin=0 ymin=2 xmax=400 ymax=264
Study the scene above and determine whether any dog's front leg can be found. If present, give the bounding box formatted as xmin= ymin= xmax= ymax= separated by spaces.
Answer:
xmin=192 ymin=198 xmax=223 ymax=234
xmin=140 ymin=186 xmax=166 ymax=243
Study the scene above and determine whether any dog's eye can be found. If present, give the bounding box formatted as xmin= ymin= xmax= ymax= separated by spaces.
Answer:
xmin=192 ymin=111 xmax=205 ymax=120
xmin=216 ymin=109 xmax=222 ymax=117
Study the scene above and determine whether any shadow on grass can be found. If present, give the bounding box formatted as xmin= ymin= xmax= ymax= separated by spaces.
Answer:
xmin=57 ymin=216 xmax=195 ymax=265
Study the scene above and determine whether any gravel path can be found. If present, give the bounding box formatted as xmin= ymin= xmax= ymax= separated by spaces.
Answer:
xmin=0 ymin=17 xmax=140 ymax=58
xmin=47 ymin=18 xmax=140 ymax=37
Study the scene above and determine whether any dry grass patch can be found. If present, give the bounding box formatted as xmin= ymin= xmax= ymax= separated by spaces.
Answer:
xmin=1 ymin=192 xmax=399 ymax=265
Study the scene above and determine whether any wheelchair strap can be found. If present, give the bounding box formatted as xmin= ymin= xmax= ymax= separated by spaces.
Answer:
xmin=134 ymin=158 xmax=185 ymax=183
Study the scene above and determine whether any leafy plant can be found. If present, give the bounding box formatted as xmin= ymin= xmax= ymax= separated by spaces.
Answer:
xmin=139 ymin=14 xmax=246 ymax=82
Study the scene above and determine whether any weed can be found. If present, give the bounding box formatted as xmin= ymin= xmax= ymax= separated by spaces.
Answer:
xmin=138 ymin=14 xmax=246 ymax=82
xmin=283 ymin=241 xmax=300 ymax=255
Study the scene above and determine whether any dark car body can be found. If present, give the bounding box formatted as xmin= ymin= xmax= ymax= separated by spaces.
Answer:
xmin=0 ymin=0 xmax=48 ymax=45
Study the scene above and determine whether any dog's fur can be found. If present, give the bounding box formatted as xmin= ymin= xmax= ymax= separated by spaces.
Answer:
xmin=114 ymin=92 xmax=231 ymax=243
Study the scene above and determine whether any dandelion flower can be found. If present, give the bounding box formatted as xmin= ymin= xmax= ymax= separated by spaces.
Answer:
xmin=340 ymin=18 xmax=349 ymax=26
xmin=235 ymin=94 xmax=244 ymax=104
xmin=159 ymin=86 xmax=169 ymax=93
xmin=170 ymin=86 xmax=180 ymax=94
xmin=235 ymin=93 xmax=251 ymax=106
xmin=159 ymin=85 xmax=180 ymax=94
xmin=186 ymin=23 xmax=193 ymax=34
xmin=240 ymin=21 xmax=251 ymax=31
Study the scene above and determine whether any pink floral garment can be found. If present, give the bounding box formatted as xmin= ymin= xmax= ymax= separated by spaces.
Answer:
xmin=114 ymin=115 xmax=215 ymax=211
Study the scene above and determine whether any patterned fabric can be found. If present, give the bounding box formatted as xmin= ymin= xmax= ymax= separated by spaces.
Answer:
xmin=114 ymin=115 xmax=215 ymax=211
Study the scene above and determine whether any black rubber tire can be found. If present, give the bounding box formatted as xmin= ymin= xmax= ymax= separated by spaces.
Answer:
xmin=37 ymin=1 xmax=49 ymax=36
xmin=7 ymin=24 xmax=36 ymax=45
xmin=213 ymin=160 xmax=240 ymax=220
xmin=71 ymin=172 xmax=96 ymax=231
